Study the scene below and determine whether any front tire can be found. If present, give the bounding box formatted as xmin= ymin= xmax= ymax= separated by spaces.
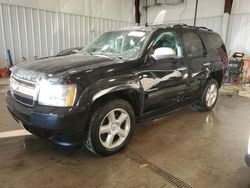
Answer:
xmin=197 ymin=79 xmax=219 ymax=111
xmin=84 ymin=99 xmax=135 ymax=156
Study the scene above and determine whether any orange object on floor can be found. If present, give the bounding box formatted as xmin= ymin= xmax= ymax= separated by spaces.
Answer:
xmin=0 ymin=68 xmax=10 ymax=78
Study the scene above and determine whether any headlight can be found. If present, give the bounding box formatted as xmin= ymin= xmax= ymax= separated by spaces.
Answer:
xmin=38 ymin=84 xmax=77 ymax=107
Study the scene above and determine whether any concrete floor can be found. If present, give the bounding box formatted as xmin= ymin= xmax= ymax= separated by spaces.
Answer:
xmin=0 ymin=85 xmax=250 ymax=188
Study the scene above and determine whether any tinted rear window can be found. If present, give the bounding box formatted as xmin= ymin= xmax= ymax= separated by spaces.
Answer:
xmin=205 ymin=32 xmax=228 ymax=65
xmin=182 ymin=32 xmax=204 ymax=57
xmin=206 ymin=33 xmax=224 ymax=50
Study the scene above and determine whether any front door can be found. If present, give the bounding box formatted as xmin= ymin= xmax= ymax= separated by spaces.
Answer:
xmin=138 ymin=30 xmax=189 ymax=112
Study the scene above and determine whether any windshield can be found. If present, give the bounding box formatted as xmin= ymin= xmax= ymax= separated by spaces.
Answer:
xmin=85 ymin=30 xmax=150 ymax=59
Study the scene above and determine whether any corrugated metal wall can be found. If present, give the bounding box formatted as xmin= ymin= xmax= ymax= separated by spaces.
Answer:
xmin=226 ymin=13 xmax=250 ymax=55
xmin=0 ymin=3 xmax=134 ymax=67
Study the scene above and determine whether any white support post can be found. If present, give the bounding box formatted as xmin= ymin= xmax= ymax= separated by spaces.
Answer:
xmin=221 ymin=13 xmax=230 ymax=43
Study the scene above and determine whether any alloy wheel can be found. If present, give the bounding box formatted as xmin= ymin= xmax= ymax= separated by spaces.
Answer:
xmin=206 ymin=84 xmax=218 ymax=107
xmin=99 ymin=108 xmax=131 ymax=149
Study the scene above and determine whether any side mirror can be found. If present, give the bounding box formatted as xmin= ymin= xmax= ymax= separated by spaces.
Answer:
xmin=151 ymin=47 xmax=176 ymax=60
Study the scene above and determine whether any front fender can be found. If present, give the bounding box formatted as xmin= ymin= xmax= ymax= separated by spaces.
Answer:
xmin=89 ymin=82 xmax=144 ymax=116
xmin=78 ymin=77 xmax=144 ymax=115
xmin=91 ymin=83 xmax=141 ymax=102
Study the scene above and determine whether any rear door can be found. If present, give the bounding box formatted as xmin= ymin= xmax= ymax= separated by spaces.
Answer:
xmin=180 ymin=31 xmax=210 ymax=97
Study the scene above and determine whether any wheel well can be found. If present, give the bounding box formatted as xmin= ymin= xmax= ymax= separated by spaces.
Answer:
xmin=90 ymin=90 xmax=141 ymax=116
xmin=211 ymin=71 xmax=223 ymax=87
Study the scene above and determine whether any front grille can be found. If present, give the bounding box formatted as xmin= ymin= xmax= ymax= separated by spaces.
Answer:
xmin=12 ymin=75 xmax=36 ymax=88
xmin=10 ymin=74 xmax=37 ymax=106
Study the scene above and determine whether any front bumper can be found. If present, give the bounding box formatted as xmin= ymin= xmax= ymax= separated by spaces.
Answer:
xmin=246 ymin=154 xmax=250 ymax=167
xmin=5 ymin=90 xmax=89 ymax=147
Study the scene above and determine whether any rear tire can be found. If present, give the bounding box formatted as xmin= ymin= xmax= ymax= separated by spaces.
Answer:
xmin=197 ymin=78 xmax=219 ymax=112
xmin=84 ymin=99 xmax=135 ymax=156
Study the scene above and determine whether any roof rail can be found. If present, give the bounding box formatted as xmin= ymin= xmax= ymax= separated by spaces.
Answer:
xmin=172 ymin=23 xmax=189 ymax=28
xmin=173 ymin=24 xmax=213 ymax=32
xmin=196 ymin=26 xmax=213 ymax=31
xmin=150 ymin=23 xmax=174 ymax=29
xmin=149 ymin=23 xmax=213 ymax=32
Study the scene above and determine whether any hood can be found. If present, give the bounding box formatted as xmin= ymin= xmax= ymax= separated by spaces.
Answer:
xmin=17 ymin=53 xmax=122 ymax=75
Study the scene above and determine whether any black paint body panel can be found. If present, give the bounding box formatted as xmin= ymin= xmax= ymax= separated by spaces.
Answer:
xmin=5 ymin=26 xmax=228 ymax=147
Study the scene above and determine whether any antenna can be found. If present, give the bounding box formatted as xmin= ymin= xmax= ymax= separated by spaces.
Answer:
xmin=194 ymin=0 xmax=199 ymax=26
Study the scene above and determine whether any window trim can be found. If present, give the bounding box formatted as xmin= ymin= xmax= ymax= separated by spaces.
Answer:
xmin=149 ymin=30 xmax=184 ymax=60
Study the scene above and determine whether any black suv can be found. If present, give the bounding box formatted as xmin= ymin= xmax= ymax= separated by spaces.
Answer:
xmin=6 ymin=24 xmax=228 ymax=156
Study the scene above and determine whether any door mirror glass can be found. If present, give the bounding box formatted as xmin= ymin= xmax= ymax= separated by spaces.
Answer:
xmin=151 ymin=47 xmax=176 ymax=60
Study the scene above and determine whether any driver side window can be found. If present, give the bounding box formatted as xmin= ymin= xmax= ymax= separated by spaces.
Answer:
xmin=151 ymin=31 xmax=183 ymax=59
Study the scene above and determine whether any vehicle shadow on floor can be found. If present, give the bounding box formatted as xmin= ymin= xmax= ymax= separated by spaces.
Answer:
xmin=0 ymin=107 xmax=216 ymax=159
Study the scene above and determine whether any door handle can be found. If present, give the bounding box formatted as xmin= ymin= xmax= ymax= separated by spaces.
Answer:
xmin=203 ymin=62 xmax=211 ymax=66
xmin=177 ymin=67 xmax=187 ymax=71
